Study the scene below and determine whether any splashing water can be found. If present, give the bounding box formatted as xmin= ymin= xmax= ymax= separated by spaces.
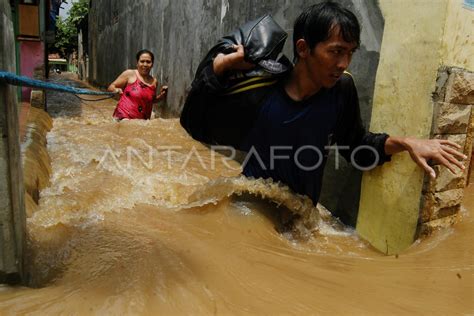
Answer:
xmin=0 ymin=74 xmax=471 ymax=315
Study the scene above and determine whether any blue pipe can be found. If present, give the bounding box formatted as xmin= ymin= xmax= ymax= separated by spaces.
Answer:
xmin=0 ymin=71 xmax=115 ymax=96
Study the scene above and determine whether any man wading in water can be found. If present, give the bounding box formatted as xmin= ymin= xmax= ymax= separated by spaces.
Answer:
xmin=180 ymin=1 xmax=467 ymax=213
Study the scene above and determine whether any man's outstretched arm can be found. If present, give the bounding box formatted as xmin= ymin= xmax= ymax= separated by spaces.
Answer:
xmin=384 ymin=136 xmax=467 ymax=179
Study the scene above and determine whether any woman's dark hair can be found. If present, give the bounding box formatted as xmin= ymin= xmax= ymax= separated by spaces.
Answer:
xmin=136 ymin=49 xmax=154 ymax=63
xmin=293 ymin=1 xmax=360 ymax=61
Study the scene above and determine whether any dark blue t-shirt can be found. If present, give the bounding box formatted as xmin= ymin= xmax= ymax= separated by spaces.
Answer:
xmin=182 ymin=62 xmax=391 ymax=206
xmin=242 ymin=80 xmax=344 ymax=205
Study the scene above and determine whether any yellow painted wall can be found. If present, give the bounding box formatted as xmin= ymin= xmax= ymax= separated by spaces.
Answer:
xmin=441 ymin=0 xmax=474 ymax=71
xmin=357 ymin=1 xmax=449 ymax=254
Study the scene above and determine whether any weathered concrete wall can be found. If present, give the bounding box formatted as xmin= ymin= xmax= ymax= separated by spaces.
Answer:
xmin=358 ymin=1 xmax=449 ymax=254
xmin=0 ymin=0 xmax=26 ymax=283
xmin=89 ymin=0 xmax=383 ymax=116
xmin=88 ymin=0 xmax=384 ymax=225
xmin=357 ymin=1 xmax=473 ymax=254
xmin=441 ymin=0 xmax=474 ymax=71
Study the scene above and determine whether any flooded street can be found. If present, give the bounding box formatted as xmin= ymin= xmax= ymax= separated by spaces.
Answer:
xmin=0 ymin=74 xmax=472 ymax=315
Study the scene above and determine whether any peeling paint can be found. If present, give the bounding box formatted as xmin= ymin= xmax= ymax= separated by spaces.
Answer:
xmin=220 ymin=0 xmax=229 ymax=24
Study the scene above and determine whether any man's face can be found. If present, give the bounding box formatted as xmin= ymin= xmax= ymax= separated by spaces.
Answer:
xmin=303 ymin=26 xmax=358 ymax=89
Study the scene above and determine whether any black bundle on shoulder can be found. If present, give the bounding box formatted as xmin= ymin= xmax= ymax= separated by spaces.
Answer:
xmin=180 ymin=15 xmax=292 ymax=149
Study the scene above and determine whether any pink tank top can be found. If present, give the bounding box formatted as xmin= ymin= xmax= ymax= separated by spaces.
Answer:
xmin=113 ymin=71 xmax=157 ymax=120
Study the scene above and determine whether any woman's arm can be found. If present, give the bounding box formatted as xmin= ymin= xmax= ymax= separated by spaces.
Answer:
xmin=107 ymin=70 xmax=133 ymax=94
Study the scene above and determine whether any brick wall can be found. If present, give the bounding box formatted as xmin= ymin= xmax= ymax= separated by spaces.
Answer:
xmin=420 ymin=67 xmax=474 ymax=235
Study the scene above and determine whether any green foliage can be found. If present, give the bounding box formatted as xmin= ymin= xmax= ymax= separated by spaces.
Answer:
xmin=54 ymin=0 xmax=89 ymax=55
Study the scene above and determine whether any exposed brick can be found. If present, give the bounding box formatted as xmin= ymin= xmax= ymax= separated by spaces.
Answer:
xmin=421 ymin=189 xmax=463 ymax=222
xmin=437 ymin=205 xmax=461 ymax=218
xmin=423 ymin=164 xmax=466 ymax=193
xmin=419 ymin=67 xmax=473 ymax=236
xmin=432 ymin=102 xmax=471 ymax=134
xmin=418 ymin=213 xmax=458 ymax=238
xmin=433 ymin=67 xmax=450 ymax=102
xmin=422 ymin=134 xmax=469 ymax=192
xmin=466 ymin=110 xmax=473 ymax=185
xmin=445 ymin=72 xmax=474 ymax=105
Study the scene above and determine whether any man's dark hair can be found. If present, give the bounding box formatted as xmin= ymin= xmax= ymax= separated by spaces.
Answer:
xmin=136 ymin=49 xmax=155 ymax=63
xmin=293 ymin=1 xmax=361 ymax=61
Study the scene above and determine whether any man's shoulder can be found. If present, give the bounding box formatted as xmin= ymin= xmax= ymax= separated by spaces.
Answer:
xmin=340 ymin=71 xmax=355 ymax=85
xmin=334 ymin=72 xmax=357 ymax=95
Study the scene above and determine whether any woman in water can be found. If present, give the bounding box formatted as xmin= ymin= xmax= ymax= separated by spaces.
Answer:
xmin=108 ymin=49 xmax=168 ymax=120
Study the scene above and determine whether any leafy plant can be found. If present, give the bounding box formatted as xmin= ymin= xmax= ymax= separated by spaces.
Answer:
xmin=54 ymin=0 xmax=89 ymax=56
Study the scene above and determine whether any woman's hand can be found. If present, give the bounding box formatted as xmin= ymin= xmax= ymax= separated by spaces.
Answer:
xmin=213 ymin=44 xmax=255 ymax=76
xmin=114 ymin=88 xmax=123 ymax=95
xmin=156 ymin=85 xmax=168 ymax=101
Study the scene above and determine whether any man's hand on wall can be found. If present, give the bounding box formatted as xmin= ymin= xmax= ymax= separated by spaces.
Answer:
xmin=385 ymin=136 xmax=467 ymax=179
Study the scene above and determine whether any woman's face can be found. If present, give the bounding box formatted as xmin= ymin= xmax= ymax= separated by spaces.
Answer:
xmin=137 ymin=53 xmax=153 ymax=75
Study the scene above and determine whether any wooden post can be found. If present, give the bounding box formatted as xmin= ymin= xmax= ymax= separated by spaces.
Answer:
xmin=0 ymin=0 xmax=26 ymax=283
xmin=0 ymin=81 xmax=27 ymax=284
xmin=1 ymin=0 xmax=27 ymax=283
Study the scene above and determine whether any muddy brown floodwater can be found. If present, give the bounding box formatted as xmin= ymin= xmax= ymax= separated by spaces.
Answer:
xmin=0 ymin=74 xmax=472 ymax=315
